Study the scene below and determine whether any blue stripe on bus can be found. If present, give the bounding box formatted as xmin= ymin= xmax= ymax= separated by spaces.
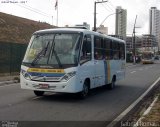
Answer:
xmin=28 ymin=72 xmax=65 ymax=77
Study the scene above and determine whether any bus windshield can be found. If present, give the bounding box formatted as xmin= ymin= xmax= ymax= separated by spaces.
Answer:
xmin=23 ymin=33 xmax=81 ymax=68
xmin=142 ymin=52 xmax=154 ymax=60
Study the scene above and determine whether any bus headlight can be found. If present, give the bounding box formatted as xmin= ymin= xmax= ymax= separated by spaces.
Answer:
xmin=21 ymin=70 xmax=31 ymax=80
xmin=61 ymin=71 xmax=76 ymax=82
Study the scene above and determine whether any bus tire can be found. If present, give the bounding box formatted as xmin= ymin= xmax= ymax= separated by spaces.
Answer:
xmin=78 ymin=80 xmax=90 ymax=99
xmin=108 ymin=76 xmax=116 ymax=90
xmin=34 ymin=90 xmax=44 ymax=96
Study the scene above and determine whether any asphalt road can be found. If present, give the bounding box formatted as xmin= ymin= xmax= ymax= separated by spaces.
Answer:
xmin=0 ymin=61 xmax=160 ymax=127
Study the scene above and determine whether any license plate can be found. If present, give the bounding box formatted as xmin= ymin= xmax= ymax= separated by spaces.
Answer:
xmin=39 ymin=84 xmax=49 ymax=89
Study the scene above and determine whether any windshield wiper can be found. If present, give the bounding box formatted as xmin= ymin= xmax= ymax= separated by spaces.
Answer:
xmin=49 ymin=35 xmax=63 ymax=68
xmin=52 ymin=48 xmax=63 ymax=68
xmin=31 ymin=42 xmax=50 ymax=66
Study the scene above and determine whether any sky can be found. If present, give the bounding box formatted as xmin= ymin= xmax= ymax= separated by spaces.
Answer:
xmin=0 ymin=0 xmax=159 ymax=35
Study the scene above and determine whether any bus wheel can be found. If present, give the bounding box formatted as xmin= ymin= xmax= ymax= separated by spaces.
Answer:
xmin=108 ymin=77 xmax=116 ymax=90
xmin=34 ymin=90 xmax=44 ymax=96
xmin=78 ymin=81 xmax=89 ymax=99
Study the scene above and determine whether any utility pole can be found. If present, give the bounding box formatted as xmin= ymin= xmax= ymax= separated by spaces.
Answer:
xmin=133 ymin=15 xmax=137 ymax=64
xmin=93 ymin=0 xmax=107 ymax=31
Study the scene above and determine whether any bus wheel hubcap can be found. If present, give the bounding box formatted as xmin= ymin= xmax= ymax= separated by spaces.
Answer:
xmin=83 ymin=85 xmax=88 ymax=96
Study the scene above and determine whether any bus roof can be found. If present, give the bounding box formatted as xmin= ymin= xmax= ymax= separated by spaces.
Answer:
xmin=34 ymin=28 xmax=89 ymax=34
xmin=33 ymin=28 xmax=125 ymax=43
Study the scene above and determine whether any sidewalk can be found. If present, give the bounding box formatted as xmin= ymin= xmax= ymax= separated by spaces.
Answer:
xmin=0 ymin=75 xmax=19 ymax=81
xmin=0 ymin=75 xmax=20 ymax=85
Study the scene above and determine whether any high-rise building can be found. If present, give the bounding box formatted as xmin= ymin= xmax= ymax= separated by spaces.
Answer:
xmin=115 ymin=6 xmax=127 ymax=40
xmin=149 ymin=7 xmax=160 ymax=51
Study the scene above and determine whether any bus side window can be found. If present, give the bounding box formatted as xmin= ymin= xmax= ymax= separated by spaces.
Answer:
xmin=112 ymin=41 xmax=120 ymax=60
xmin=80 ymin=35 xmax=92 ymax=63
xmin=94 ymin=36 xmax=104 ymax=60
xmin=120 ymin=43 xmax=125 ymax=59
xmin=104 ymin=38 xmax=112 ymax=60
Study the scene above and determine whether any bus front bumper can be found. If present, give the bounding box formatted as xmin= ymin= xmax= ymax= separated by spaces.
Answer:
xmin=20 ymin=74 xmax=83 ymax=93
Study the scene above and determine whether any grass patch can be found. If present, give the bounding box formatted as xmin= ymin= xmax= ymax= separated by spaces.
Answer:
xmin=140 ymin=94 xmax=160 ymax=126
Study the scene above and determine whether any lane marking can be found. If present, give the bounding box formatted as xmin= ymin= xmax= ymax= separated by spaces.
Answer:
xmin=107 ymin=76 xmax=160 ymax=127
xmin=32 ymin=96 xmax=43 ymax=100
xmin=144 ymin=67 xmax=149 ymax=70
xmin=150 ymin=66 xmax=154 ymax=68
xmin=32 ymin=93 xmax=56 ymax=100
xmin=130 ymin=71 xmax=136 ymax=74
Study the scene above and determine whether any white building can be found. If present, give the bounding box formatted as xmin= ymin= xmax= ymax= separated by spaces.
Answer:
xmin=149 ymin=7 xmax=160 ymax=51
xmin=75 ymin=22 xmax=90 ymax=30
xmin=115 ymin=6 xmax=127 ymax=40
xmin=96 ymin=25 xmax=108 ymax=35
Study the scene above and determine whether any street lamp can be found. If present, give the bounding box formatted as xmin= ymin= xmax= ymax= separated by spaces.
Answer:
xmin=97 ymin=11 xmax=123 ymax=29
xmin=93 ymin=0 xmax=108 ymax=31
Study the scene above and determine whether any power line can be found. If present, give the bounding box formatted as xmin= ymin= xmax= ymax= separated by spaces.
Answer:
xmin=99 ymin=2 xmax=113 ymax=12
xmin=14 ymin=4 xmax=51 ymax=18
xmin=97 ymin=0 xmax=114 ymax=12
xmin=108 ymin=1 xmax=116 ymax=9
xmin=23 ymin=4 xmax=51 ymax=16
xmin=107 ymin=3 xmax=115 ymax=11
xmin=92 ymin=0 xmax=114 ymax=12
xmin=104 ymin=2 xmax=115 ymax=12
xmin=102 ymin=3 xmax=114 ymax=12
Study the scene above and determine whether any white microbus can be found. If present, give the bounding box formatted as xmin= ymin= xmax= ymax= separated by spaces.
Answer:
xmin=20 ymin=28 xmax=126 ymax=98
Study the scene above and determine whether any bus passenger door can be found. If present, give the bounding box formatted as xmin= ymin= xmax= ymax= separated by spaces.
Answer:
xmin=79 ymin=35 xmax=95 ymax=88
xmin=93 ymin=37 xmax=105 ymax=87
xmin=94 ymin=59 xmax=105 ymax=87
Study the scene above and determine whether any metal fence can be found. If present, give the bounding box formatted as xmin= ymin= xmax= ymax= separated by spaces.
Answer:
xmin=0 ymin=41 xmax=27 ymax=75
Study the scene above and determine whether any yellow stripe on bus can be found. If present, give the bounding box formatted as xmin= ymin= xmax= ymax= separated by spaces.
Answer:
xmin=27 ymin=68 xmax=65 ymax=73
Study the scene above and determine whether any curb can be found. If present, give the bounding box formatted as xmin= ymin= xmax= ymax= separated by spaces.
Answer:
xmin=0 ymin=80 xmax=19 ymax=86
xmin=125 ymin=63 xmax=140 ymax=67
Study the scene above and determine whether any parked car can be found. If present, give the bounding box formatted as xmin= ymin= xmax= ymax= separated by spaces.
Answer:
xmin=154 ymin=56 xmax=159 ymax=60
